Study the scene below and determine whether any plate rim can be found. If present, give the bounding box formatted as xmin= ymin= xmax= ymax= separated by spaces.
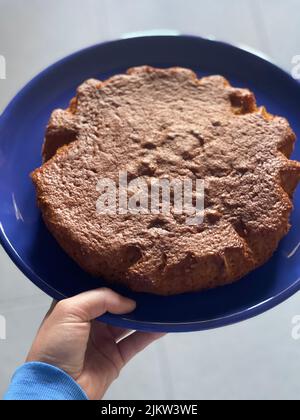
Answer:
xmin=0 ymin=34 xmax=300 ymax=332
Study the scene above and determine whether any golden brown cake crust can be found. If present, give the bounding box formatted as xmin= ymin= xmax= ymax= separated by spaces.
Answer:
xmin=32 ymin=66 xmax=300 ymax=295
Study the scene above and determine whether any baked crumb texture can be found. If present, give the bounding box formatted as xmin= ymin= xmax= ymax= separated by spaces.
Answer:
xmin=32 ymin=66 xmax=300 ymax=295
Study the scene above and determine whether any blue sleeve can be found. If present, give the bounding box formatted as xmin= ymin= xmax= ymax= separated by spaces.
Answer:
xmin=4 ymin=362 xmax=88 ymax=400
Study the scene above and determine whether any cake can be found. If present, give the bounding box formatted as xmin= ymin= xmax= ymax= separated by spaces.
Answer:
xmin=31 ymin=66 xmax=300 ymax=295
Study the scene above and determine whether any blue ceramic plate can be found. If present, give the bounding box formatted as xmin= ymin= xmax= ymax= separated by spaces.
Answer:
xmin=1 ymin=36 xmax=300 ymax=332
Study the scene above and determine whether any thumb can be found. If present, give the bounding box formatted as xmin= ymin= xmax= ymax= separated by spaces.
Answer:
xmin=53 ymin=288 xmax=136 ymax=323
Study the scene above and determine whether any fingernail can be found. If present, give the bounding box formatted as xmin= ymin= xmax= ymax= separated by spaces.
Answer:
xmin=126 ymin=298 xmax=137 ymax=310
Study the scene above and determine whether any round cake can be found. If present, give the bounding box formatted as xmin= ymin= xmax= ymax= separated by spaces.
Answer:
xmin=32 ymin=66 xmax=300 ymax=295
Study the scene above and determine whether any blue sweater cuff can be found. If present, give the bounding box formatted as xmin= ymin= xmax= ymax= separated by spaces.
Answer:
xmin=4 ymin=362 xmax=88 ymax=400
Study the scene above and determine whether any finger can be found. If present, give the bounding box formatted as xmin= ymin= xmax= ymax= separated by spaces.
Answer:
xmin=108 ymin=325 xmax=133 ymax=342
xmin=91 ymin=321 xmax=133 ymax=343
xmin=118 ymin=332 xmax=165 ymax=364
xmin=54 ymin=288 xmax=136 ymax=323
xmin=48 ymin=299 xmax=58 ymax=315
xmin=37 ymin=299 xmax=58 ymax=332
xmin=44 ymin=300 xmax=58 ymax=320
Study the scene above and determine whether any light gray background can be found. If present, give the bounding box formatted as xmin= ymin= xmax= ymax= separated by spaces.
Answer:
xmin=0 ymin=0 xmax=300 ymax=400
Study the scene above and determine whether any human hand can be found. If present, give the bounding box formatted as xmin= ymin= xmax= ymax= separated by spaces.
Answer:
xmin=26 ymin=288 xmax=164 ymax=400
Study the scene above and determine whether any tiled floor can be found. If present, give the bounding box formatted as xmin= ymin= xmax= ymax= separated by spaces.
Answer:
xmin=1 ymin=0 xmax=300 ymax=400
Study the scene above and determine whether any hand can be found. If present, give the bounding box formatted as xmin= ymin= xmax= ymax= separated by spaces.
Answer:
xmin=26 ymin=288 xmax=164 ymax=400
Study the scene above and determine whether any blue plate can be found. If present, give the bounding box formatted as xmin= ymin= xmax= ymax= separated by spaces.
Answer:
xmin=1 ymin=35 xmax=300 ymax=332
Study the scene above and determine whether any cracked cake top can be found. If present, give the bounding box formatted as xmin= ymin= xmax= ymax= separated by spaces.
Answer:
xmin=32 ymin=66 xmax=300 ymax=295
